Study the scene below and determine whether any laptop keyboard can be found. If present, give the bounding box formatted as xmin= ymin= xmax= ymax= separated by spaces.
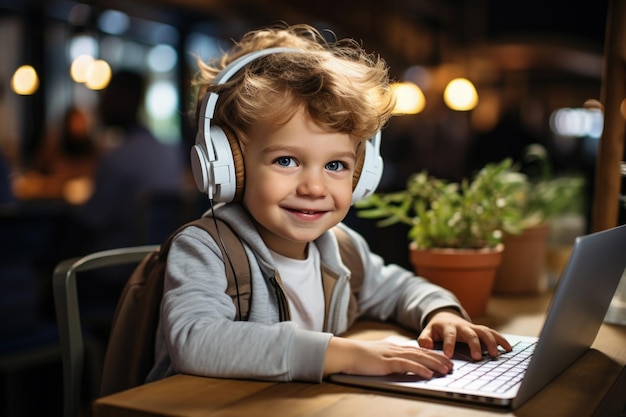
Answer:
xmin=425 ymin=341 xmax=537 ymax=393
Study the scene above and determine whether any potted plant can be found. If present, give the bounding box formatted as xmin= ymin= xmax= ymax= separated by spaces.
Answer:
xmin=493 ymin=145 xmax=586 ymax=294
xmin=355 ymin=159 xmax=526 ymax=317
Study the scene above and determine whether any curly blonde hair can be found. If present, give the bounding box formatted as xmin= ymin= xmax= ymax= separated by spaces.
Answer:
xmin=192 ymin=23 xmax=395 ymax=146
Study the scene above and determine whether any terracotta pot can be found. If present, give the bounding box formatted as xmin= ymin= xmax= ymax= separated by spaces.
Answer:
xmin=493 ymin=224 xmax=550 ymax=294
xmin=409 ymin=243 xmax=504 ymax=318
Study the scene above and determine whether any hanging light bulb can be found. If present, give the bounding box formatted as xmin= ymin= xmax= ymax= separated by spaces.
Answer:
xmin=391 ymin=82 xmax=426 ymax=115
xmin=443 ymin=78 xmax=478 ymax=111
xmin=11 ymin=65 xmax=39 ymax=95
xmin=70 ymin=54 xmax=94 ymax=83
xmin=84 ymin=59 xmax=112 ymax=90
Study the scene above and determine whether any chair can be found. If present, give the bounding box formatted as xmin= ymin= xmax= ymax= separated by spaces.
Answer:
xmin=53 ymin=245 xmax=157 ymax=417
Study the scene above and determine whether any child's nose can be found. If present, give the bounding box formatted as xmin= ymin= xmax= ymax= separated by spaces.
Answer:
xmin=297 ymin=170 xmax=328 ymax=197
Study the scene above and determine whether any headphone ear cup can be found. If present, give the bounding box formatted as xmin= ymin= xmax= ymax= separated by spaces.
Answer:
xmin=191 ymin=143 xmax=210 ymax=194
xmin=351 ymin=135 xmax=384 ymax=204
xmin=352 ymin=150 xmax=366 ymax=191
xmin=222 ymin=126 xmax=245 ymax=203
xmin=190 ymin=125 xmax=244 ymax=203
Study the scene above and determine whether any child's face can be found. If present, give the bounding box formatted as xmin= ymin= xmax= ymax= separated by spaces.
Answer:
xmin=242 ymin=108 xmax=358 ymax=259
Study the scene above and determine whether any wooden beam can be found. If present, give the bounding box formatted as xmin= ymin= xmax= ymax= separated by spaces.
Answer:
xmin=592 ymin=0 xmax=626 ymax=232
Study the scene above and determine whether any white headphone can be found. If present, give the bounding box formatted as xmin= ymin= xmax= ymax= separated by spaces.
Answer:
xmin=190 ymin=47 xmax=384 ymax=205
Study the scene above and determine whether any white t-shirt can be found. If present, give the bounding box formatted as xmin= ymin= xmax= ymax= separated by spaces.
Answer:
xmin=269 ymin=243 xmax=325 ymax=331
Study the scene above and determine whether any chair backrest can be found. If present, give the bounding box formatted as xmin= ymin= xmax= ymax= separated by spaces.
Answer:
xmin=53 ymin=245 xmax=157 ymax=417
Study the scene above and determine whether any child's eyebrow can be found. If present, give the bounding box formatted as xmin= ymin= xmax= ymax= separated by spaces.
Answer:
xmin=331 ymin=151 xmax=358 ymax=161
xmin=260 ymin=144 xmax=300 ymax=154
xmin=262 ymin=145 xmax=357 ymax=160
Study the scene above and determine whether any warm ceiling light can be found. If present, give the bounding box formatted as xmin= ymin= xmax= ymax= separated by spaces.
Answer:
xmin=391 ymin=82 xmax=426 ymax=115
xmin=443 ymin=78 xmax=478 ymax=111
xmin=84 ymin=59 xmax=112 ymax=90
xmin=11 ymin=65 xmax=39 ymax=95
xmin=70 ymin=54 xmax=94 ymax=83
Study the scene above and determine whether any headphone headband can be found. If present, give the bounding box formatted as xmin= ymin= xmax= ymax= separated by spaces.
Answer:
xmin=201 ymin=47 xmax=301 ymax=123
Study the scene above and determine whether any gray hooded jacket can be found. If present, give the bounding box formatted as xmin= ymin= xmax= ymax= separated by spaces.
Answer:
xmin=147 ymin=203 xmax=464 ymax=383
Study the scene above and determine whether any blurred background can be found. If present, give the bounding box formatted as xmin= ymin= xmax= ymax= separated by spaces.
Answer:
xmin=0 ymin=0 xmax=620 ymax=416
xmin=0 ymin=0 xmax=610 ymax=187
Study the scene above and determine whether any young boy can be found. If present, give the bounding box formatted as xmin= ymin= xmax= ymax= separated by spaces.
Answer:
xmin=147 ymin=23 xmax=511 ymax=384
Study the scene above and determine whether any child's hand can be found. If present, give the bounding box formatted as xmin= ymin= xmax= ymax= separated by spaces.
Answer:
xmin=323 ymin=337 xmax=453 ymax=379
xmin=417 ymin=309 xmax=512 ymax=361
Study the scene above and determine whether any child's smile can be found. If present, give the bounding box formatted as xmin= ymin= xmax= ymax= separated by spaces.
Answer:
xmin=283 ymin=207 xmax=328 ymax=221
xmin=242 ymin=107 xmax=359 ymax=259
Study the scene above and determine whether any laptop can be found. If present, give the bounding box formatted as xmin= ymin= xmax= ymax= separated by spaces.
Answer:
xmin=330 ymin=224 xmax=626 ymax=409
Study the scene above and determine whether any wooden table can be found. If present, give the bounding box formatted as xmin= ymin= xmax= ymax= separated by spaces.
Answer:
xmin=93 ymin=293 xmax=626 ymax=417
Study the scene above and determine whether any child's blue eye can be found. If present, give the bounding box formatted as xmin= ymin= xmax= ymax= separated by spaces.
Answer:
xmin=275 ymin=157 xmax=296 ymax=167
xmin=326 ymin=161 xmax=346 ymax=172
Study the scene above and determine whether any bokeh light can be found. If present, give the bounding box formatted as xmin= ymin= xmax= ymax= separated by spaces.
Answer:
xmin=147 ymin=44 xmax=178 ymax=73
xmin=84 ymin=59 xmax=112 ymax=90
xmin=68 ymin=33 xmax=98 ymax=61
xmin=70 ymin=54 xmax=94 ymax=82
xmin=550 ymin=107 xmax=604 ymax=139
xmin=98 ymin=9 xmax=130 ymax=35
xmin=391 ymin=82 xmax=426 ymax=115
xmin=11 ymin=65 xmax=39 ymax=95
xmin=443 ymin=78 xmax=479 ymax=111
xmin=146 ymin=80 xmax=178 ymax=118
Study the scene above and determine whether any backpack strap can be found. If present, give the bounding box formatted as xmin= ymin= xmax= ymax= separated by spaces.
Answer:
xmin=333 ymin=226 xmax=364 ymax=288
xmin=163 ymin=216 xmax=252 ymax=320
xmin=332 ymin=226 xmax=364 ymax=327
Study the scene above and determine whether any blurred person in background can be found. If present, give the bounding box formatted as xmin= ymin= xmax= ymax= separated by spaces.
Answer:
xmin=28 ymin=106 xmax=101 ymax=204
xmin=64 ymin=70 xmax=185 ymax=336
xmin=72 ymin=69 xmax=185 ymax=253
xmin=35 ymin=106 xmax=100 ymax=180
